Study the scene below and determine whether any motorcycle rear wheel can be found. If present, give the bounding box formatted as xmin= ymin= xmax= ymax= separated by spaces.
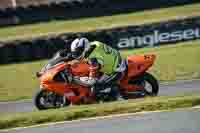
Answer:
xmin=141 ymin=73 xmax=159 ymax=96
xmin=129 ymin=72 xmax=159 ymax=97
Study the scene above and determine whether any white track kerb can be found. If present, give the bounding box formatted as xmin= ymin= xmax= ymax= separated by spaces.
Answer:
xmin=1 ymin=106 xmax=200 ymax=132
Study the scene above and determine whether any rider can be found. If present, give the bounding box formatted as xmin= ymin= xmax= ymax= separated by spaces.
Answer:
xmin=70 ymin=38 xmax=127 ymax=100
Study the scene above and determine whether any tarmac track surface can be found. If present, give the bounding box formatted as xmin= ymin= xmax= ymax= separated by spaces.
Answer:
xmin=0 ymin=80 xmax=199 ymax=113
xmin=2 ymin=108 xmax=200 ymax=133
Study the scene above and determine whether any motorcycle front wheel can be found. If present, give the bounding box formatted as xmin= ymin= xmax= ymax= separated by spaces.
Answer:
xmin=34 ymin=89 xmax=70 ymax=110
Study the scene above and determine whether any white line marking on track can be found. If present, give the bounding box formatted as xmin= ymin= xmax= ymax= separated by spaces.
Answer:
xmin=0 ymin=100 xmax=32 ymax=105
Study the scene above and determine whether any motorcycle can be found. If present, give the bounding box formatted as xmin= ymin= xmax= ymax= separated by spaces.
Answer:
xmin=34 ymin=51 xmax=159 ymax=110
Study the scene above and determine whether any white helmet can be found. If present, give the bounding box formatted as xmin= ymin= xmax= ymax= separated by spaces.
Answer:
xmin=71 ymin=38 xmax=90 ymax=59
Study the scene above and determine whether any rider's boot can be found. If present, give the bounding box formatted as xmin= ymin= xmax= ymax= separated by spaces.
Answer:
xmin=111 ymin=84 xmax=125 ymax=101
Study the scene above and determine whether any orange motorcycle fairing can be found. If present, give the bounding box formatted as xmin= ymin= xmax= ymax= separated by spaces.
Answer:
xmin=127 ymin=54 xmax=156 ymax=78
xmin=120 ymin=54 xmax=156 ymax=92
xmin=70 ymin=61 xmax=90 ymax=77
xmin=39 ymin=62 xmax=93 ymax=104
xmin=41 ymin=81 xmax=92 ymax=105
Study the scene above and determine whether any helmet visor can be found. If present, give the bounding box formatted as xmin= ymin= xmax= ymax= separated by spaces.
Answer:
xmin=71 ymin=50 xmax=82 ymax=59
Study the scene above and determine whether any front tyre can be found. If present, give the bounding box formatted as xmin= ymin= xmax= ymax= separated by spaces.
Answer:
xmin=34 ymin=89 xmax=70 ymax=110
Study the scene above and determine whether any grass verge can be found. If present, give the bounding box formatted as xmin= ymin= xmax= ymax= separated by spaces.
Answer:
xmin=0 ymin=3 xmax=200 ymax=41
xmin=0 ymin=40 xmax=200 ymax=102
xmin=0 ymin=94 xmax=200 ymax=130
xmin=121 ymin=40 xmax=200 ymax=81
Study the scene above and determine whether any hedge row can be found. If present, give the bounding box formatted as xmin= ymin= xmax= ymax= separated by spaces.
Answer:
xmin=0 ymin=0 xmax=199 ymax=27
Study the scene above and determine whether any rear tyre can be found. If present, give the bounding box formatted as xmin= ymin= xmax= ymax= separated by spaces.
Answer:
xmin=129 ymin=72 xmax=159 ymax=97
xmin=141 ymin=73 xmax=159 ymax=96
xmin=34 ymin=89 xmax=70 ymax=110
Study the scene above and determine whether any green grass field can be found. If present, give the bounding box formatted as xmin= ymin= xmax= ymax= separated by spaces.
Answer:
xmin=1 ymin=93 xmax=200 ymax=129
xmin=0 ymin=40 xmax=200 ymax=102
xmin=0 ymin=3 xmax=200 ymax=41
